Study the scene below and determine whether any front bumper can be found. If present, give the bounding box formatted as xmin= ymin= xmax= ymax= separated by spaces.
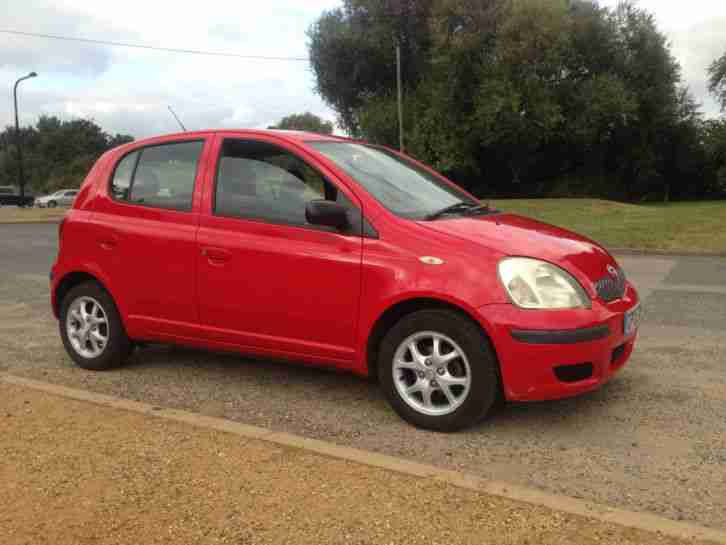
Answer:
xmin=478 ymin=282 xmax=640 ymax=402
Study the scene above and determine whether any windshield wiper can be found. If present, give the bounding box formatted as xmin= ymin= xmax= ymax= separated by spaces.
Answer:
xmin=426 ymin=202 xmax=486 ymax=221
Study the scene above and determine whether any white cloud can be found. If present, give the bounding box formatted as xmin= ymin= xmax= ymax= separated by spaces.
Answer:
xmin=1 ymin=0 xmax=341 ymax=136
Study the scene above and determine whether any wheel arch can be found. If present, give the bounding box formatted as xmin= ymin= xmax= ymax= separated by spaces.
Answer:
xmin=53 ymin=271 xmax=114 ymax=318
xmin=365 ymin=296 xmax=500 ymax=381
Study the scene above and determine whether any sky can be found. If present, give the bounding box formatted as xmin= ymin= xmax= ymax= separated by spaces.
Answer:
xmin=1 ymin=0 xmax=725 ymax=139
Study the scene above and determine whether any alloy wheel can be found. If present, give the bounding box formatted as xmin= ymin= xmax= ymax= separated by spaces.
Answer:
xmin=65 ymin=296 xmax=109 ymax=359
xmin=392 ymin=331 xmax=472 ymax=417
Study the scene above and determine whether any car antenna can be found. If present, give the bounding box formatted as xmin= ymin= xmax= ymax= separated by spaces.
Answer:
xmin=168 ymin=105 xmax=187 ymax=132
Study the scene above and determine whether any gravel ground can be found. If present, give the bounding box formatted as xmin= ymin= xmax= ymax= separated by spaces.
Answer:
xmin=1 ymin=224 xmax=725 ymax=531
xmin=1 ymin=383 xmax=715 ymax=545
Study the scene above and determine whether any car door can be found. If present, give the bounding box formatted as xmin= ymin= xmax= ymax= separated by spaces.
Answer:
xmin=196 ymin=135 xmax=365 ymax=365
xmin=89 ymin=136 xmax=211 ymax=340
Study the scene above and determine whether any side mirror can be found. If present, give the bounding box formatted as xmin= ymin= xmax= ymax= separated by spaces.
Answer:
xmin=305 ymin=199 xmax=349 ymax=229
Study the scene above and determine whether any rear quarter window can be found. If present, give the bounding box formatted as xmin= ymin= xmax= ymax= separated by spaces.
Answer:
xmin=111 ymin=151 xmax=139 ymax=201
xmin=109 ymin=140 xmax=204 ymax=212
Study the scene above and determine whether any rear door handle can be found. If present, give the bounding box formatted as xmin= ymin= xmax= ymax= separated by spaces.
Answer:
xmin=201 ymin=247 xmax=232 ymax=264
xmin=99 ymin=236 xmax=117 ymax=250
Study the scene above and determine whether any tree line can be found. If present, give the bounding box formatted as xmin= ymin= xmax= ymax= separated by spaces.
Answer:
xmin=0 ymin=116 xmax=133 ymax=195
xmin=308 ymin=0 xmax=726 ymax=201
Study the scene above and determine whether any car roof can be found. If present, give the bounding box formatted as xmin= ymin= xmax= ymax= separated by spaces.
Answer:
xmin=127 ymin=129 xmax=351 ymax=148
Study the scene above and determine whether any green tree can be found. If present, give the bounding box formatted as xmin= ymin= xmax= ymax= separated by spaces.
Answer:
xmin=268 ymin=112 xmax=335 ymax=134
xmin=610 ymin=2 xmax=685 ymax=200
xmin=472 ymin=0 xmax=570 ymax=185
xmin=704 ymin=119 xmax=726 ymax=195
xmin=308 ymin=0 xmax=435 ymax=135
xmin=709 ymin=51 xmax=726 ymax=112
xmin=0 ymin=116 xmax=133 ymax=194
xmin=308 ymin=0 xmax=708 ymax=201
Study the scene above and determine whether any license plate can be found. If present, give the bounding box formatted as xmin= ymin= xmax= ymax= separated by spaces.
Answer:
xmin=624 ymin=304 xmax=643 ymax=335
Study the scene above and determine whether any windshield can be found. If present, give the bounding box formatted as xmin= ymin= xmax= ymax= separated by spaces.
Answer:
xmin=309 ymin=142 xmax=478 ymax=220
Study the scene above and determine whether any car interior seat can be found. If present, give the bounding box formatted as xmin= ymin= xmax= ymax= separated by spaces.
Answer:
xmin=132 ymin=167 xmax=160 ymax=203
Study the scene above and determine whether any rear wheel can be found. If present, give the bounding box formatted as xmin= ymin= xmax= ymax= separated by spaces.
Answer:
xmin=378 ymin=309 xmax=500 ymax=432
xmin=59 ymin=282 xmax=133 ymax=370
xmin=48 ymin=200 xmax=57 ymax=208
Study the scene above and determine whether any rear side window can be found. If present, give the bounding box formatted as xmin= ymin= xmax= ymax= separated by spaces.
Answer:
xmin=110 ymin=141 xmax=204 ymax=212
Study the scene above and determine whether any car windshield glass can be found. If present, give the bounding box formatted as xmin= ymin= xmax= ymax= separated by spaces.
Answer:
xmin=309 ymin=142 xmax=478 ymax=220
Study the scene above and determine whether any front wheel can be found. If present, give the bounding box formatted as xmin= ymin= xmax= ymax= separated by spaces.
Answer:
xmin=47 ymin=200 xmax=57 ymax=208
xmin=59 ymin=282 xmax=133 ymax=370
xmin=378 ymin=310 xmax=500 ymax=432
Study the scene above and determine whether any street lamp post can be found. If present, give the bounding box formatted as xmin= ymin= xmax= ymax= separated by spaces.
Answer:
xmin=13 ymin=71 xmax=37 ymax=199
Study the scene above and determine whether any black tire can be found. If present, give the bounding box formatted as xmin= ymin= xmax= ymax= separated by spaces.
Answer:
xmin=48 ymin=200 xmax=57 ymax=208
xmin=378 ymin=309 xmax=500 ymax=432
xmin=59 ymin=282 xmax=133 ymax=370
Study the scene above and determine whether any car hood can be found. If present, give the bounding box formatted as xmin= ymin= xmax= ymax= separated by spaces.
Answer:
xmin=417 ymin=213 xmax=618 ymax=290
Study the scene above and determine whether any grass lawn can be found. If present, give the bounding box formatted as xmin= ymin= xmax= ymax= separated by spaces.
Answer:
xmin=2 ymin=198 xmax=724 ymax=253
xmin=491 ymin=199 xmax=726 ymax=253
xmin=0 ymin=207 xmax=67 ymax=224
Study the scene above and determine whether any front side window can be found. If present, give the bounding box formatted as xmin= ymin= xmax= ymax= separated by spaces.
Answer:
xmin=309 ymin=142 xmax=478 ymax=220
xmin=214 ymin=139 xmax=352 ymax=228
xmin=110 ymin=141 xmax=203 ymax=211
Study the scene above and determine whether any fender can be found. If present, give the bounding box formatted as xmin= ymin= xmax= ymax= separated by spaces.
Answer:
xmin=354 ymin=289 xmax=501 ymax=376
xmin=52 ymin=263 xmax=127 ymax=328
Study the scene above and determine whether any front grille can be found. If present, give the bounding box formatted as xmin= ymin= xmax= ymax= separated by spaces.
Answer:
xmin=595 ymin=268 xmax=626 ymax=302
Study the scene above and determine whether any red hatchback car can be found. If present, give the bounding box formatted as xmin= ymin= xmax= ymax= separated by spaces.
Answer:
xmin=52 ymin=129 xmax=641 ymax=431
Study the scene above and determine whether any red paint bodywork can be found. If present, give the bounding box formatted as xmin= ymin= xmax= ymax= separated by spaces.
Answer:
xmin=52 ymin=130 xmax=639 ymax=402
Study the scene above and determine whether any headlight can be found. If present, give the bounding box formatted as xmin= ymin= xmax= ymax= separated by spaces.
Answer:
xmin=498 ymin=257 xmax=591 ymax=309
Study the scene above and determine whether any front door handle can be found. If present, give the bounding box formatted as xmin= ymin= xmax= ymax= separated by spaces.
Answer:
xmin=202 ymin=247 xmax=232 ymax=264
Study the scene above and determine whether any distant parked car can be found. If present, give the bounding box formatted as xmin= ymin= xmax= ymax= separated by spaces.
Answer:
xmin=51 ymin=129 xmax=642 ymax=431
xmin=35 ymin=189 xmax=79 ymax=208
xmin=0 ymin=185 xmax=35 ymax=208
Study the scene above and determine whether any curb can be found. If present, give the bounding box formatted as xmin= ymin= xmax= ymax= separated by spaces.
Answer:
xmin=3 ymin=373 xmax=725 ymax=544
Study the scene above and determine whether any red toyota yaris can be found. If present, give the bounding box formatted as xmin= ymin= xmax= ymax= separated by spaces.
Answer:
xmin=51 ymin=130 xmax=641 ymax=431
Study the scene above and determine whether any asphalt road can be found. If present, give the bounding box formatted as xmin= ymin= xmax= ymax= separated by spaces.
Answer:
xmin=2 ymin=223 xmax=725 ymax=529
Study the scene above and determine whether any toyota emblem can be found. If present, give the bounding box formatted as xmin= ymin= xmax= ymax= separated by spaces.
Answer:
xmin=607 ymin=264 xmax=618 ymax=277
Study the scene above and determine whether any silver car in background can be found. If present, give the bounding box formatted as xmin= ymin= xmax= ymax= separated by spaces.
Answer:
xmin=35 ymin=189 xmax=79 ymax=208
